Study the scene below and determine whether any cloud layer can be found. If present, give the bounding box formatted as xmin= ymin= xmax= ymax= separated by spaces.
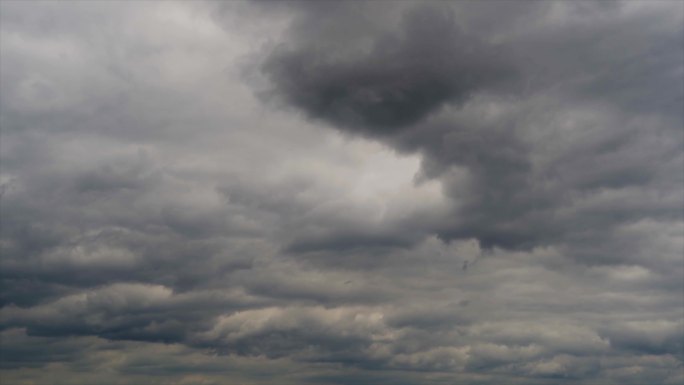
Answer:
xmin=1 ymin=1 xmax=682 ymax=384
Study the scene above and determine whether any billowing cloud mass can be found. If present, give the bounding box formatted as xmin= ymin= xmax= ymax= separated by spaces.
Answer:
xmin=0 ymin=1 xmax=682 ymax=385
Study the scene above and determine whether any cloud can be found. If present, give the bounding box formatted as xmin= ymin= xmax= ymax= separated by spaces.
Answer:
xmin=261 ymin=0 xmax=684 ymax=254
xmin=263 ymin=5 xmax=514 ymax=134
xmin=1 ymin=1 xmax=682 ymax=384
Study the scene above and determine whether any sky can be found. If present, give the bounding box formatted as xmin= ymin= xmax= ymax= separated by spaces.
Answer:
xmin=0 ymin=1 xmax=682 ymax=384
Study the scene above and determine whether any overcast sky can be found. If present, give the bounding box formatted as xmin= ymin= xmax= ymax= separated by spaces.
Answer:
xmin=0 ymin=1 xmax=683 ymax=384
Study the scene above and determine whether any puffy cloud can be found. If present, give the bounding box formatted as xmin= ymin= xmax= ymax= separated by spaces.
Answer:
xmin=1 ymin=1 xmax=682 ymax=384
xmin=263 ymin=5 xmax=514 ymax=134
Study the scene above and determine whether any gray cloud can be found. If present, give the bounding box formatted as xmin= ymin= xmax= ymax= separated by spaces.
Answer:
xmin=263 ymin=5 xmax=514 ymax=134
xmin=1 ymin=1 xmax=682 ymax=385
xmin=262 ymin=1 xmax=684 ymax=254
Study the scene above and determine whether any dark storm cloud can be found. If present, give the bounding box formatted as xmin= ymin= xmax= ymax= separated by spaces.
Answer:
xmin=263 ymin=5 xmax=513 ymax=135
xmin=1 ymin=1 xmax=683 ymax=385
xmin=263 ymin=1 xmax=684 ymax=253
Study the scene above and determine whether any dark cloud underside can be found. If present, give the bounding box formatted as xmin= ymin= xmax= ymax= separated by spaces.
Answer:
xmin=1 ymin=1 xmax=683 ymax=384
